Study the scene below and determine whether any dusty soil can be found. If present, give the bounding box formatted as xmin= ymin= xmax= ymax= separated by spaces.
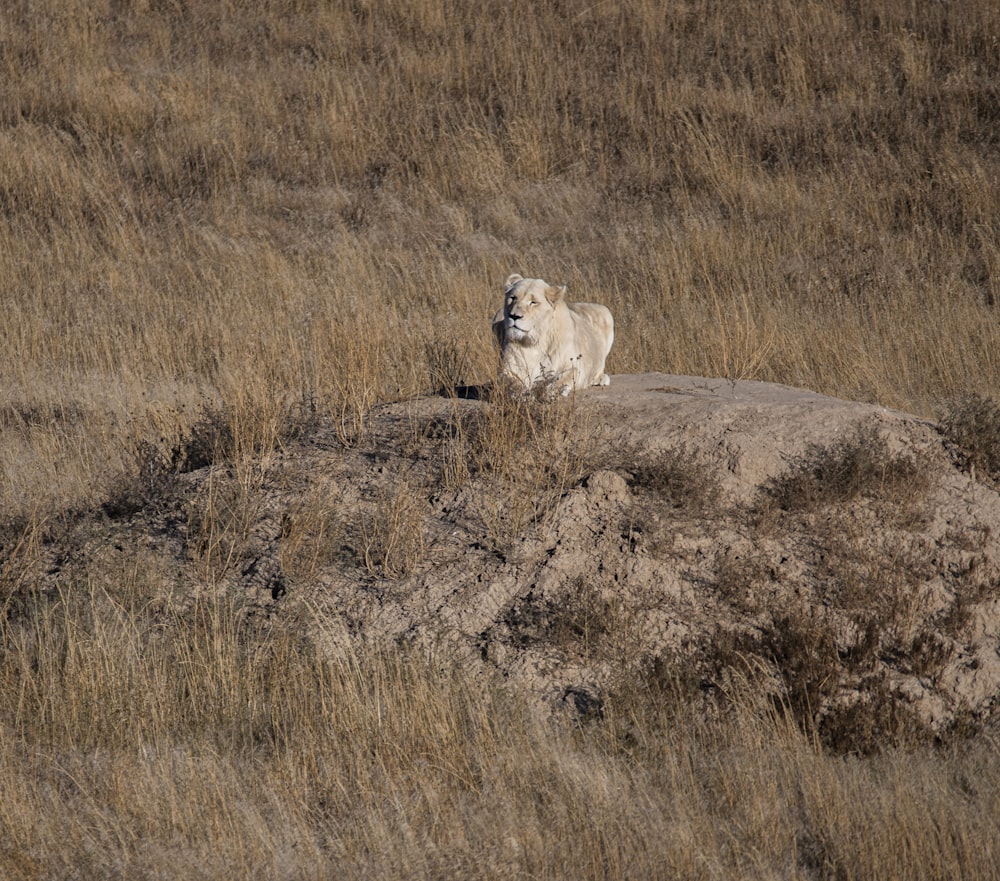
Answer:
xmin=37 ymin=374 xmax=1000 ymax=748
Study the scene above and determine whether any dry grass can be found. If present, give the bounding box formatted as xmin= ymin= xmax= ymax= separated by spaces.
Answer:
xmin=3 ymin=0 xmax=1000 ymax=520
xmin=3 ymin=588 xmax=1000 ymax=881
xmin=756 ymin=421 xmax=930 ymax=517
xmin=940 ymin=394 xmax=1000 ymax=485
xmin=439 ymin=387 xmax=598 ymax=549
xmin=705 ymin=420 xmax=995 ymax=754
xmin=4 ymin=0 xmax=1000 ymax=875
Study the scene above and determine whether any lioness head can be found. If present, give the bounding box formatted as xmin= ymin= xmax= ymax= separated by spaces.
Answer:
xmin=500 ymin=274 xmax=566 ymax=346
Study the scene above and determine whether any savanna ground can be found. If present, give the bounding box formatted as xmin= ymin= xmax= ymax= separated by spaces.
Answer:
xmin=3 ymin=1 xmax=1000 ymax=878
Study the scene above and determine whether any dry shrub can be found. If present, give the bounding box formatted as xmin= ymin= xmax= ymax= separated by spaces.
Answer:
xmin=703 ymin=417 xmax=996 ymax=753
xmin=941 ymin=556 xmax=1000 ymax=640
xmin=704 ymin=518 xmax=979 ymax=755
xmin=706 ymin=604 xmax=939 ymax=755
xmin=940 ymin=394 xmax=1000 ymax=485
xmin=624 ymin=443 xmax=725 ymax=559
xmin=756 ymin=422 xmax=930 ymax=521
xmin=701 ymin=415 xmax=993 ymax=754
xmin=503 ymin=576 xmax=621 ymax=664
xmin=101 ymin=405 xmax=235 ymax=518
xmin=713 ymin=547 xmax=778 ymax=615
xmin=628 ymin=443 xmax=722 ymax=516
xmin=442 ymin=387 xmax=596 ymax=548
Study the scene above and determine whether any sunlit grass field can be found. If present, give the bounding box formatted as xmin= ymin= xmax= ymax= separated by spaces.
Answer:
xmin=4 ymin=588 xmax=999 ymax=880
xmin=3 ymin=1 xmax=1000 ymax=877
xmin=3 ymin=0 xmax=1000 ymax=518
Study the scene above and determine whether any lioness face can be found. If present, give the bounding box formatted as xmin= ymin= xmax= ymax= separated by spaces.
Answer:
xmin=502 ymin=277 xmax=561 ymax=346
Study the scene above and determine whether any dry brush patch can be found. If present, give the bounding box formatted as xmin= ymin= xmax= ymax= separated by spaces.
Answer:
xmin=940 ymin=393 xmax=1000 ymax=487
xmin=694 ymin=421 xmax=1000 ymax=754
xmin=3 ymin=585 xmax=1000 ymax=881
xmin=433 ymin=387 xmax=601 ymax=551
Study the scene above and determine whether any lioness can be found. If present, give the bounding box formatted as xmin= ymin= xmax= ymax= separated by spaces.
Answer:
xmin=492 ymin=274 xmax=614 ymax=395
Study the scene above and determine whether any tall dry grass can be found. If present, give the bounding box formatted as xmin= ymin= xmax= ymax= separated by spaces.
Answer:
xmin=2 ymin=586 xmax=999 ymax=880
xmin=2 ymin=0 xmax=1000 ymax=518
xmin=4 ymin=0 xmax=1000 ymax=875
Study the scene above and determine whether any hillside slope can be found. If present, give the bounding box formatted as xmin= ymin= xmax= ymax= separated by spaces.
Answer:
xmin=39 ymin=374 xmax=1000 ymax=751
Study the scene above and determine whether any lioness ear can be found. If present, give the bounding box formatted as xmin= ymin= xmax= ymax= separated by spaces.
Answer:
xmin=505 ymin=273 xmax=524 ymax=289
xmin=547 ymin=284 xmax=567 ymax=303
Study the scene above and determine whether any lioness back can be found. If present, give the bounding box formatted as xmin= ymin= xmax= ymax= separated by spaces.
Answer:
xmin=493 ymin=274 xmax=614 ymax=394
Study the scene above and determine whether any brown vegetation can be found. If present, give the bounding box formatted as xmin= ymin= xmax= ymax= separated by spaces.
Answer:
xmin=4 ymin=0 xmax=1000 ymax=520
xmin=4 ymin=0 xmax=1000 ymax=877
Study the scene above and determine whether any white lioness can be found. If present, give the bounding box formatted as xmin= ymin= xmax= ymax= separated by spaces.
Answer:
xmin=492 ymin=274 xmax=614 ymax=395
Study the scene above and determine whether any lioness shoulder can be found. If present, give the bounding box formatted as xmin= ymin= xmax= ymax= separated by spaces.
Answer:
xmin=492 ymin=274 xmax=614 ymax=395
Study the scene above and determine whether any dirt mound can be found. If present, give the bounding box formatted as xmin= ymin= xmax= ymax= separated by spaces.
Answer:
xmin=44 ymin=374 xmax=1000 ymax=751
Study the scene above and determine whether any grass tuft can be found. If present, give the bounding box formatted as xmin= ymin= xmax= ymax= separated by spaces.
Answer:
xmin=940 ymin=394 xmax=1000 ymax=485
xmin=758 ymin=422 xmax=929 ymax=517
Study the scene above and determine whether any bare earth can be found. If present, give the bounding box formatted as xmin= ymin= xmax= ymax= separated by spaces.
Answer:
xmin=70 ymin=374 xmax=1000 ymax=740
